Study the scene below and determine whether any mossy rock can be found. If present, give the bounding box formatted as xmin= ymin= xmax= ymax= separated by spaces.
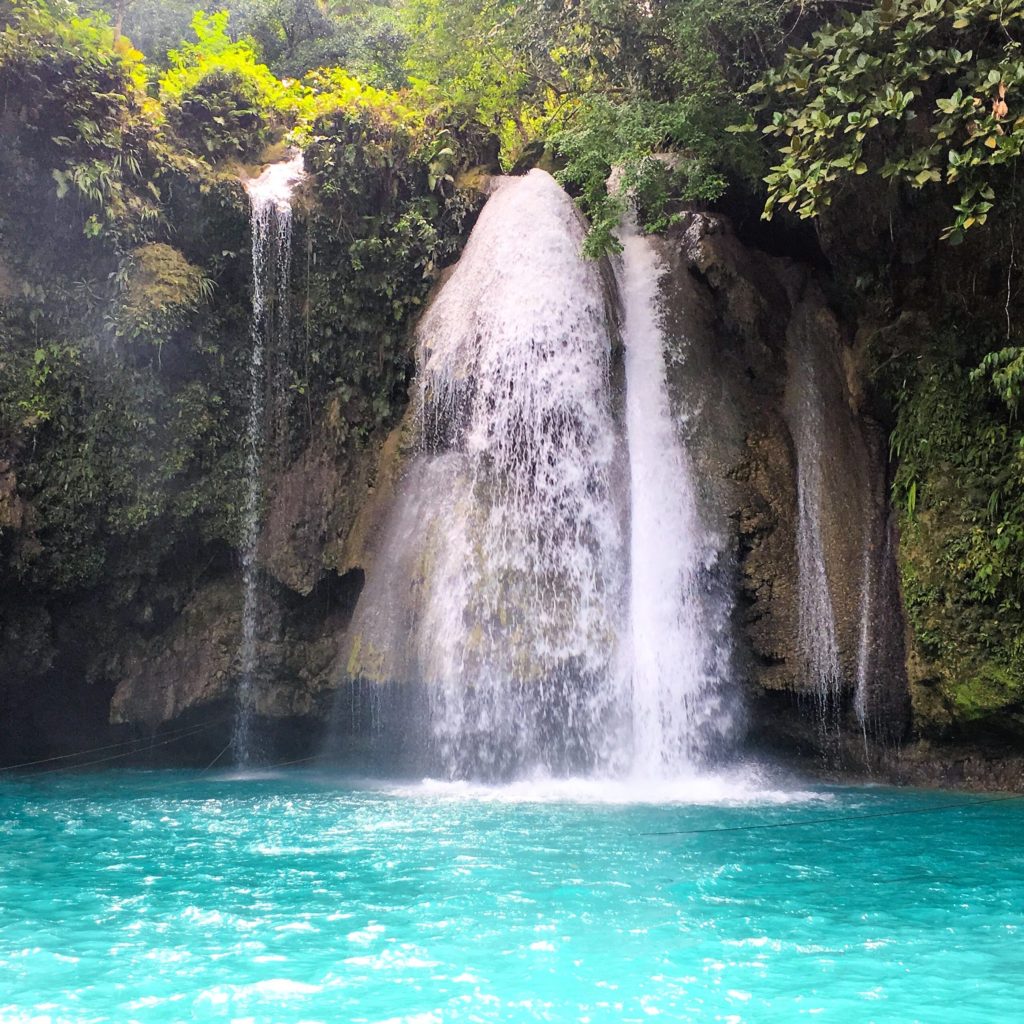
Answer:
xmin=114 ymin=243 xmax=210 ymax=346
xmin=346 ymin=633 xmax=389 ymax=682
xmin=947 ymin=662 xmax=1024 ymax=721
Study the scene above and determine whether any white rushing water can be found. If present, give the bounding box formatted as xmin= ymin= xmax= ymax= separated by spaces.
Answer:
xmin=616 ymin=213 xmax=731 ymax=777
xmin=414 ymin=171 xmax=626 ymax=777
xmin=385 ymin=769 xmax=829 ymax=807
xmin=854 ymin=531 xmax=874 ymax=753
xmin=854 ymin=507 xmax=902 ymax=751
xmin=344 ymin=170 xmax=733 ymax=780
xmin=233 ymin=152 xmax=304 ymax=765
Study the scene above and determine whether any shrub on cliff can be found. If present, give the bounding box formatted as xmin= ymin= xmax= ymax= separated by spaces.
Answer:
xmin=0 ymin=0 xmax=161 ymax=246
xmin=160 ymin=11 xmax=296 ymax=162
xmin=753 ymin=0 xmax=1024 ymax=244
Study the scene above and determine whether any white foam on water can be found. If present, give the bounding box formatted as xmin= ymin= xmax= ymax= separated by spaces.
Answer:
xmin=383 ymin=770 xmax=831 ymax=807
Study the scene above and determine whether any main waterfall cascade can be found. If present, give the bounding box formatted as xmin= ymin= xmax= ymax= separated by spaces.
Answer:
xmin=418 ymin=170 xmax=626 ymax=777
xmin=347 ymin=171 xmax=628 ymax=777
xmin=342 ymin=170 xmax=734 ymax=780
xmin=232 ymin=153 xmax=305 ymax=765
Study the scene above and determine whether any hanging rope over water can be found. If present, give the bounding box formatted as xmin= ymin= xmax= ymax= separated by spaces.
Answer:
xmin=0 ymin=717 xmax=230 ymax=774
xmin=0 ymin=714 xmax=331 ymax=786
xmin=5 ymin=723 xmax=1021 ymax=837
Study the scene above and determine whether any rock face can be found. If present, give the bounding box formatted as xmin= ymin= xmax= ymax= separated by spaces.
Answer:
xmin=651 ymin=212 xmax=911 ymax=756
xmin=111 ymin=581 xmax=241 ymax=728
xmin=1 ymin=165 xmax=919 ymax=773
xmin=107 ymin=397 xmax=381 ymax=734
xmin=258 ymin=395 xmax=381 ymax=597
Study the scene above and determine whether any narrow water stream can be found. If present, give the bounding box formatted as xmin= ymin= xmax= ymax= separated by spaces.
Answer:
xmin=233 ymin=153 xmax=305 ymax=765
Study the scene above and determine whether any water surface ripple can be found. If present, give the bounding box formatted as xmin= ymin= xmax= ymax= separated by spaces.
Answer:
xmin=1 ymin=771 xmax=1021 ymax=1023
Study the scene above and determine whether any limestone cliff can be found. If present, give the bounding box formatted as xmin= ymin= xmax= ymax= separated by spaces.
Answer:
xmin=650 ymin=212 xmax=911 ymax=761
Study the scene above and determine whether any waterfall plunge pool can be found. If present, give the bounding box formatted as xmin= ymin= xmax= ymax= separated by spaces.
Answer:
xmin=1 ymin=770 xmax=1021 ymax=1022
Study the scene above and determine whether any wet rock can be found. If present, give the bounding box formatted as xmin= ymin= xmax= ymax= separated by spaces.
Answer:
xmin=0 ymin=459 xmax=25 ymax=533
xmin=0 ymin=603 xmax=56 ymax=680
xmin=110 ymin=581 xmax=241 ymax=727
xmin=660 ymin=210 xmax=911 ymax=751
xmin=109 ymin=566 xmax=364 ymax=728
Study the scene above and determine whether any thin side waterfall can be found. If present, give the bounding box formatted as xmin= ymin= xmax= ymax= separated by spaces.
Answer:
xmin=785 ymin=331 xmax=843 ymax=739
xmin=232 ymin=153 xmax=304 ymax=765
xmin=616 ymin=213 xmax=732 ymax=776
xmin=854 ymin=532 xmax=874 ymax=758
xmin=853 ymin=500 xmax=909 ymax=748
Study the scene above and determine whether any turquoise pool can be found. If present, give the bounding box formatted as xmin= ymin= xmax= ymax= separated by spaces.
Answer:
xmin=1 ymin=769 xmax=1021 ymax=1022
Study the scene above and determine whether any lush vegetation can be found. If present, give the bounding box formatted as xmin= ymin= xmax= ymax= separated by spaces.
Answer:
xmin=56 ymin=1 xmax=806 ymax=252
xmin=885 ymin=330 xmax=1024 ymax=728
xmin=754 ymin=0 xmax=1024 ymax=242
xmin=0 ymin=0 xmax=481 ymax=602
xmin=3 ymin=0 xmax=1024 ymax=739
xmin=746 ymin=0 xmax=1024 ymax=732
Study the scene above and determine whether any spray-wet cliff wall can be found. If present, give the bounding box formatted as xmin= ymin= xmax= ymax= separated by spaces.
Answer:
xmin=1 ymin=130 xmax=1018 ymax=786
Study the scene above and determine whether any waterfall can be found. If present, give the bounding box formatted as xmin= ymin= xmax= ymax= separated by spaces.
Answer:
xmin=616 ymin=214 xmax=732 ymax=776
xmin=232 ymin=153 xmax=304 ymax=765
xmin=854 ymin=499 xmax=910 ymax=749
xmin=785 ymin=328 xmax=843 ymax=741
xmin=854 ymin=533 xmax=873 ymax=755
xmin=342 ymin=170 xmax=735 ymax=780
xmin=414 ymin=171 xmax=627 ymax=778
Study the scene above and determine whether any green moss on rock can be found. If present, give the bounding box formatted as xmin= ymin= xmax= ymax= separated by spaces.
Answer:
xmin=113 ymin=243 xmax=212 ymax=346
xmin=950 ymin=662 xmax=1024 ymax=721
xmin=893 ymin=353 xmax=1024 ymax=741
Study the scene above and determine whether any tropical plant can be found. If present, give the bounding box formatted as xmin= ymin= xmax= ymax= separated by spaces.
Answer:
xmin=754 ymin=0 xmax=1024 ymax=243
xmin=0 ymin=0 xmax=165 ymax=244
xmin=160 ymin=10 xmax=300 ymax=159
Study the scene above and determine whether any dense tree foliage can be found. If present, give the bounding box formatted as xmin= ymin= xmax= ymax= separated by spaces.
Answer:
xmin=60 ymin=1 xmax=808 ymax=250
xmin=754 ymin=0 xmax=1024 ymax=242
xmin=0 ymin=0 xmax=478 ymax=596
xmin=82 ymin=1 xmax=406 ymax=81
